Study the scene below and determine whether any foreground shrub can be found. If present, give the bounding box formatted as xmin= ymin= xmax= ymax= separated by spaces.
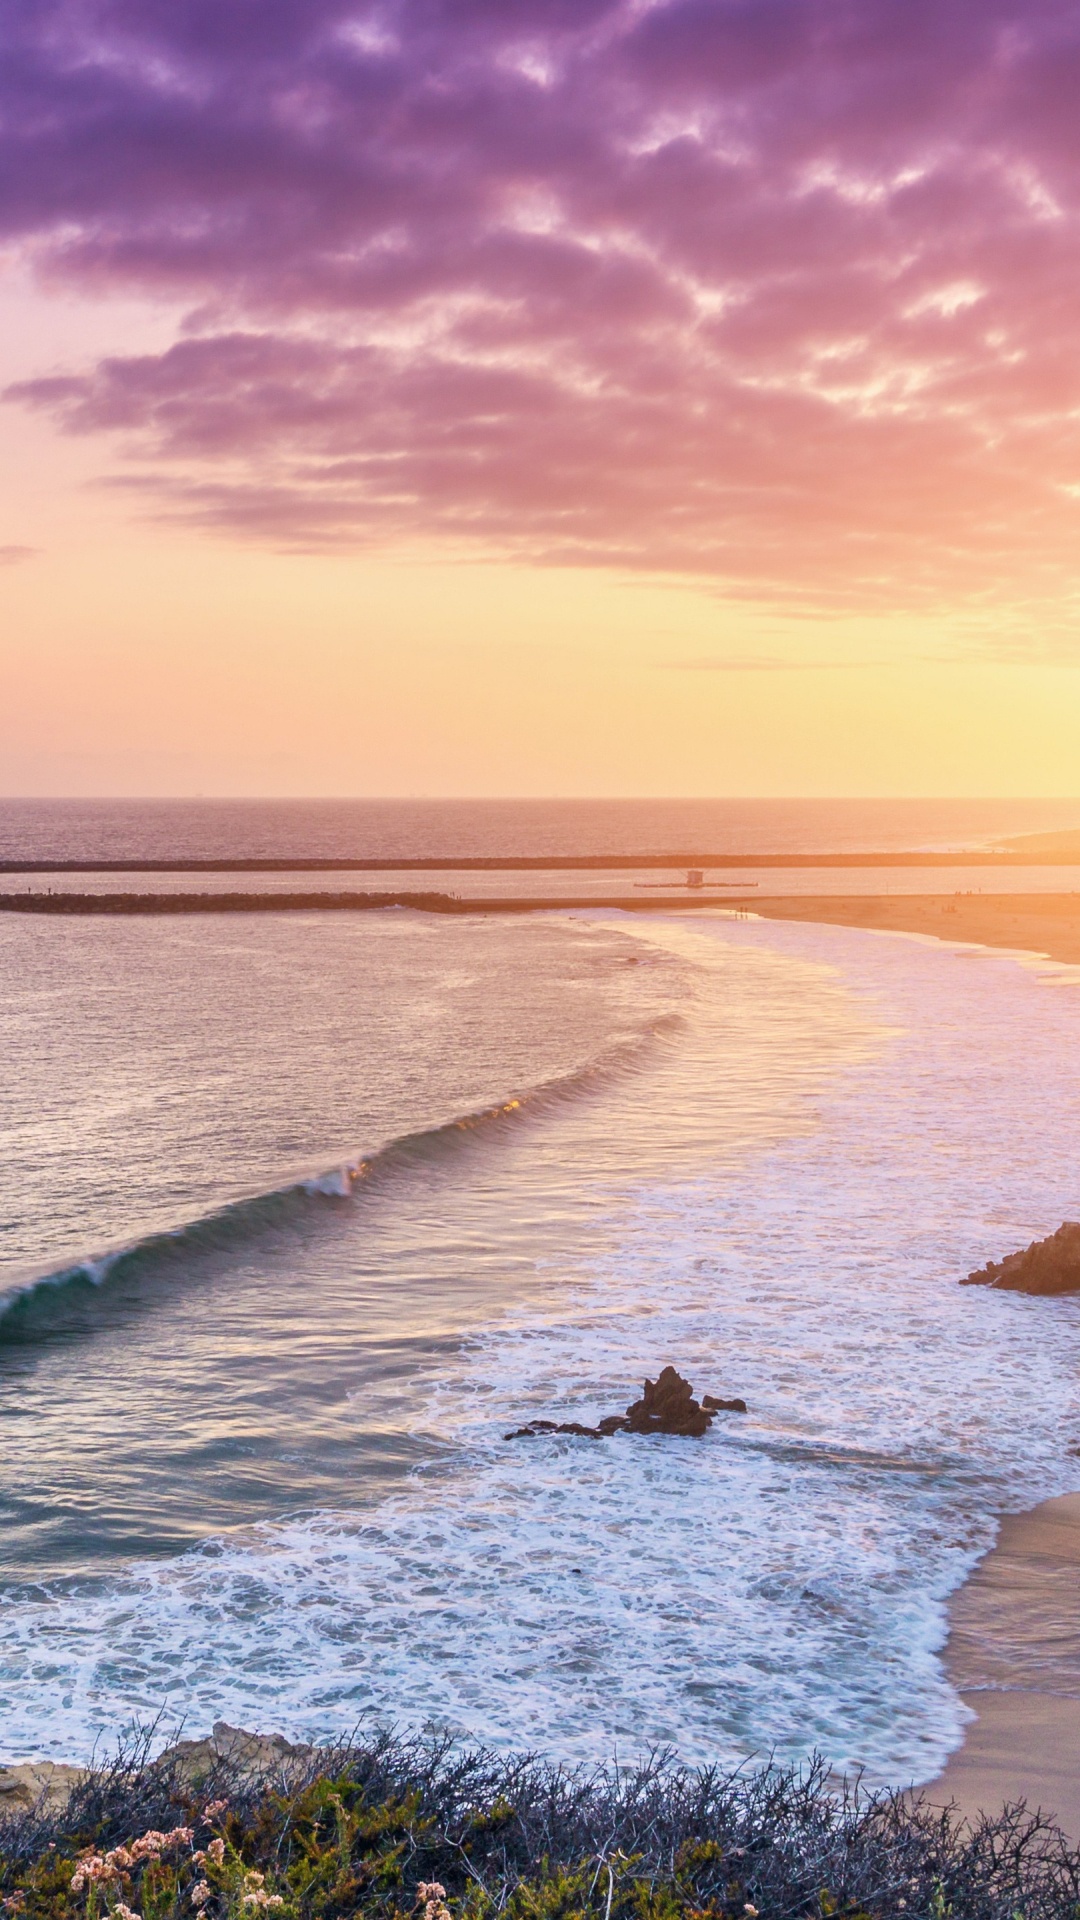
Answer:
xmin=1 ymin=1730 xmax=1078 ymax=1920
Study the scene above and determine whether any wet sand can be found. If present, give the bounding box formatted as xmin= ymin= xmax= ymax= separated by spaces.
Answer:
xmin=751 ymin=892 xmax=1080 ymax=966
xmin=925 ymin=1496 xmax=1080 ymax=1840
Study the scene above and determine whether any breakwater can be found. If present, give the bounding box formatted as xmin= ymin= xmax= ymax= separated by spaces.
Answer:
xmin=0 ymin=890 xmax=747 ymax=915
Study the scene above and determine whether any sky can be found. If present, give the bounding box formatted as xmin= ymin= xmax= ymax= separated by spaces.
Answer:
xmin=3 ymin=0 xmax=1080 ymax=796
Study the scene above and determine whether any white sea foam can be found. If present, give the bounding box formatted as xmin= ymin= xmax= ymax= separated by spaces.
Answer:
xmin=2 ymin=916 xmax=1080 ymax=1783
xmin=303 ymin=1166 xmax=360 ymax=1198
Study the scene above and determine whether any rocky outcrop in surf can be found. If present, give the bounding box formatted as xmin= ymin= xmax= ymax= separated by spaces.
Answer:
xmin=962 ymin=1221 xmax=1080 ymax=1294
xmin=506 ymin=1366 xmax=747 ymax=1440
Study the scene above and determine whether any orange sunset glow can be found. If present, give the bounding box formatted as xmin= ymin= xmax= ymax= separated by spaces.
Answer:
xmin=4 ymin=0 xmax=1080 ymax=795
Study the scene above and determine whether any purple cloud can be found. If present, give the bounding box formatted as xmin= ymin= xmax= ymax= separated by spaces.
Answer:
xmin=5 ymin=0 xmax=1080 ymax=610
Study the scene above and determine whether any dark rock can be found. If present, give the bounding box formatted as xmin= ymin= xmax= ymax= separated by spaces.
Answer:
xmin=505 ymin=1366 xmax=747 ymax=1441
xmin=625 ymin=1365 xmax=713 ymax=1437
xmin=504 ymin=1419 xmax=603 ymax=1440
xmin=962 ymin=1221 xmax=1080 ymax=1294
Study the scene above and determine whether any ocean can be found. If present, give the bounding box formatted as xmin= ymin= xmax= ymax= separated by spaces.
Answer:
xmin=3 ymin=799 xmax=1080 ymax=1783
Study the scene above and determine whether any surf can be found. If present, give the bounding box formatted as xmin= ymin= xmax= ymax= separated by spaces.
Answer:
xmin=0 ymin=1014 xmax=680 ymax=1344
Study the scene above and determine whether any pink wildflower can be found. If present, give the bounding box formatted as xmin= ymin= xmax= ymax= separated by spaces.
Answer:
xmin=71 ymin=1852 xmax=114 ymax=1891
xmin=415 ymin=1883 xmax=451 ymax=1920
xmin=237 ymin=1869 xmax=283 ymax=1911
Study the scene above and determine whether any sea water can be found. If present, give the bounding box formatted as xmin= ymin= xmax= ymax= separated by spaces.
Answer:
xmin=2 ymin=803 xmax=1080 ymax=1784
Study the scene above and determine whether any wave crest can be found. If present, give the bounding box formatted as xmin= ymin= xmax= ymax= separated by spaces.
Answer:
xmin=0 ymin=1018 xmax=678 ymax=1343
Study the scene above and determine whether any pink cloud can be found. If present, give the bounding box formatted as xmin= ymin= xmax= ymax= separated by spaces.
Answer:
xmin=4 ymin=0 xmax=1080 ymax=612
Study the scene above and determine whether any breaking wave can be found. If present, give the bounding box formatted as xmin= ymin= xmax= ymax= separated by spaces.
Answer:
xmin=0 ymin=1014 xmax=681 ymax=1343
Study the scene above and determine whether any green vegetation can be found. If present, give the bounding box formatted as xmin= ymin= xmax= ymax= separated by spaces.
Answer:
xmin=2 ymin=1733 xmax=1078 ymax=1920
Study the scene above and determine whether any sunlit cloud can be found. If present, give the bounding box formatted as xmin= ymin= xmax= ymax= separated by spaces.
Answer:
xmin=3 ymin=0 xmax=1080 ymax=614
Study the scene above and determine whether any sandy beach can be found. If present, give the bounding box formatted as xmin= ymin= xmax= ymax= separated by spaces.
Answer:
xmin=750 ymin=892 xmax=1080 ymax=966
xmin=926 ymin=1496 xmax=1080 ymax=1841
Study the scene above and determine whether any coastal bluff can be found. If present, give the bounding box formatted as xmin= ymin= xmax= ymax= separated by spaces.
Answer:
xmin=0 ymin=1723 xmax=310 ymax=1815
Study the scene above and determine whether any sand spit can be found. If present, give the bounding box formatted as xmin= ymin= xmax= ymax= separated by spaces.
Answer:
xmin=750 ymin=892 xmax=1080 ymax=966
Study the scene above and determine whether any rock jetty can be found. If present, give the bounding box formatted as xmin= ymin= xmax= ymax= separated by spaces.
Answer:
xmin=963 ymin=1220 xmax=1080 ymax=1294
xmin=506 ymin=1366 xmax=746 ymax=1440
